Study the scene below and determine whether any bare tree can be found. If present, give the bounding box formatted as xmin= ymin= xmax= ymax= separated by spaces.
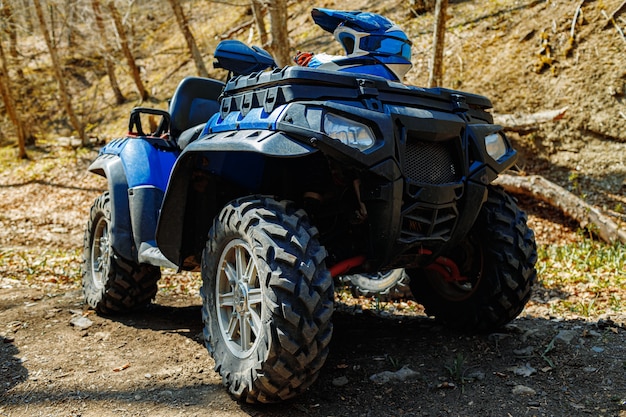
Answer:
xmin=108 ymin=0 xmax=148 ymax=101
xmin=166 ymin=0 xmax=208 ymax=77
xmin=63 ymin=0 xmax=79 ymax=47
xmin=0 ymin=37 xmax=28 ymax=158
xmin=2 ymin=2 xmax=19 ymax=61
xmin=33 ymin=0 xmax=86 ymax=144
xmin=251 ymin=0 xmax=268 ymax=46
xmin=268 ymin=0 xmax=289 ymax=67
xmin=91 ymin=0 xmax=125 ymax=104
xmin=428 ymin=0 xmax=448 ymax=87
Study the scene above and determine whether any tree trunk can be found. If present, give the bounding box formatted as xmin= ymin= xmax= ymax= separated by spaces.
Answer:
xmin=19 ymin=0 xmax=34 ymax=32
xmin=496 ymin=174 xmax=626 ymax=244
xmin=33 ymin=0 xmax=86 ymax=145
xmin=64 ymin=0 xmax=78 ymax=47
xmin=428 ymin=0 xmax=448 ymax=87
xmin=107 ymin=1 xmax=148 ymax=101
xmin=268 ymin=0 xmax=289 ymax=67
xmin=2 ymin=2 xmax=19 ymax=61
xmin=91 ymin=0 xmax=125 ymax=104
xmin=251 ymin=0 xmax=268 ymax=46
xmin=167 ymin=0 xmax=208 ymax=78
xmin=48 ymin=1 xmax=57 ymax=48
xmin=0 ymin=37 xmax=27 ymax=159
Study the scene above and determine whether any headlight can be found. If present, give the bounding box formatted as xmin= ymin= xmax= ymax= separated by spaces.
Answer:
xmin=323 ymin=113 xmax=376 ymax=152
xmin=484 ymin=132 xmax=508 ymax=161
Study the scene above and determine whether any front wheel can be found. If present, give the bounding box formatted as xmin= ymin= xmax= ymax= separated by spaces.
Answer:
xmin=82 ymin=192 xmax=160 ymax=314
xmin=201 ymin=196 xmax=334 ymax=403
xmin=409 ymin=186 xmax=537 ymax=332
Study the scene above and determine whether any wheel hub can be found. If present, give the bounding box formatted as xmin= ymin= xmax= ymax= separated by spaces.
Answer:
xmin=91 ymin=217 xmax=111 ymax=289
xmin=233 ymin=282 xmax=249 ymax=314
xmin=215 ymin=239 xmax=262 ymax=358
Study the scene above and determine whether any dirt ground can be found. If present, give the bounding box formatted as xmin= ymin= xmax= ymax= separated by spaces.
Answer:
xmin=1 ymin=0 xmax=626 ymax=415
xmin=1 ymin=284 xmax=625 ymax=417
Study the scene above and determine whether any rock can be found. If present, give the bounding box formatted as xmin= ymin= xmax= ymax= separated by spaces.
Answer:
xmin=93 ymin=332 xmax=110 ymax=341
xmin=591 ymin=346 xmax=605 ymax=353
xmin=508 ymin=363 xmax=537 ymax=377
xmin=513 ymin=346 xmax=534 ymax=357
xmin=332 ymin=376 xmax=349 ymax=387
xmin=70 ymin=316 xmax=93 ymax=330
xmin=466 ymin=370 xmax=485 ymax=381
xmin=369 ymin=365 xmax=419 ymax=384
xmin=554 ymin=329 xmax=577 ymax=345
xmin=512 ymin=385 xmax=536 ymax=396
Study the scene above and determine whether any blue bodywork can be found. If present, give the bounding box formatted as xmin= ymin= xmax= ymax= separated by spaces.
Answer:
xmin=204 ymin=104 xmax=287 ymax=134
xmin=89 ymin=137 xmax=179 ymax=262
xmin=96 ymin=138 xmax=178 ymax=190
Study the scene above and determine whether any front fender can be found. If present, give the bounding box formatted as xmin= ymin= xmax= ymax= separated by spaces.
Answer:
xmin=185 ymin=128 xmax=315 ymax=155
xmin=156 ymin=129 xmax=317 ymax=266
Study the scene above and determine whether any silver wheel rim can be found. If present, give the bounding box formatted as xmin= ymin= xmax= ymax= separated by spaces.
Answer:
xmin=216 ymin=239 xmax=263 ymax=358
xmin=91 ymin=215 xmax=111 ymax=290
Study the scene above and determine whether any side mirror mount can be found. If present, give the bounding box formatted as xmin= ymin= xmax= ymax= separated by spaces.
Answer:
xmin=214 ymin=40 xmax=277 ymax=76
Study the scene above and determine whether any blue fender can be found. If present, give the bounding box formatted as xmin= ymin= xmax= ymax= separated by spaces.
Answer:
xmin=97 ymin=138 xmax=178 ymax=189
xmin=89 ymin=138 xmax=179 ymax=261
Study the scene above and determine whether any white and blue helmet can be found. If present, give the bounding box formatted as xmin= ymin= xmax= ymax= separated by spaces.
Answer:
xmin=310 ymin=8 xmax=413 ymax=81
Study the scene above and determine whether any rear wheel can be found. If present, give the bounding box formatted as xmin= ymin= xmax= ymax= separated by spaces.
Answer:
xmin=201 ymin=196 xmax=334 ymax=403
xmin=82 ymin=192 xmax=160 ymax=314
xmin=409 ymin=186 xmax=537 ymax=332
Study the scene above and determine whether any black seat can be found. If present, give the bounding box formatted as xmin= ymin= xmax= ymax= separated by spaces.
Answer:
xmin=168 ymin=77 xmax=224 ymax=142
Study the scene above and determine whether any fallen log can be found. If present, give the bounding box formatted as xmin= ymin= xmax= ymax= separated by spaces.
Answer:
xmin=493 ymin=107 xmax=568 ymax=132
xmin=495 ymin=174 xmax=626 ymax=244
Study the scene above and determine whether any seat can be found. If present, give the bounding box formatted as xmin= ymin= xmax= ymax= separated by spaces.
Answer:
xmin=168 ymin=76 xmax=224 ymax=142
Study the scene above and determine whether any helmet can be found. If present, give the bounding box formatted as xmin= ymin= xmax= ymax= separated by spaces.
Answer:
xmin=311 ymin=8 xmax=412 ymax=80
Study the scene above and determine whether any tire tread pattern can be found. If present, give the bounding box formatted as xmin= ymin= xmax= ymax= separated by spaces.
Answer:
xmin=201 ymin=196 xmax=333 ymax=403
xmin=82 ymin=192 xmax=161 ymax=315
xmin=411 ymin=186 xmax=537 ymax=332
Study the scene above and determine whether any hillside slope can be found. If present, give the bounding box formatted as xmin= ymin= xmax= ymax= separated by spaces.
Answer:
xmin=3 ymin=0 xmax=625 ymax=216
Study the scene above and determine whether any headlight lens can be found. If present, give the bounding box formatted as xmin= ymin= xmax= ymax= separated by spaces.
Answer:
xmin=323 ymin=113 xmax=376 ymax=152
xmin=484 ymin=132 xmax=508 ymax=161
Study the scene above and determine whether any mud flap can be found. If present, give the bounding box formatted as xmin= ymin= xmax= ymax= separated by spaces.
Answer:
xmin=128 ymin=185 xmax=178 ymax=269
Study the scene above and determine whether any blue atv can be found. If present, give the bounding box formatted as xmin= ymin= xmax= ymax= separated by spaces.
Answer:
xmin=82 ymin=9 xmax=536 ymax=404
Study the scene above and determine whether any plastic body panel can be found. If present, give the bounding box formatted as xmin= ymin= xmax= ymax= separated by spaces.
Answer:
xmin=153 ymin=67 xmax=517 ymax=272
xmin=89 ymin=137 xmax=179 ymax=262
xmin=156 ymin=130 xmax=317 ymax=266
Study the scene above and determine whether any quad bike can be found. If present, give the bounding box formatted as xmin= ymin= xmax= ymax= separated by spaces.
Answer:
xmin=82 ymin=14 xmax=536 ymax=403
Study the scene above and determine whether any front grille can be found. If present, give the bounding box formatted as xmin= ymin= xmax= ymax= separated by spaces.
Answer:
xmin=399 ymin=203 xmax=457 ymax=243
xmin=404 ymin=140 xmax=459 ymax=184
